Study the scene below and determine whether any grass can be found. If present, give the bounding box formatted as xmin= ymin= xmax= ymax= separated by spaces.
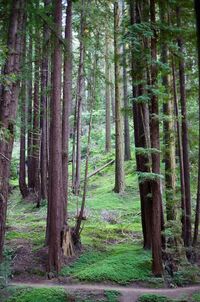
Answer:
xmin=60 ymin=244 xmax=152 ymax=284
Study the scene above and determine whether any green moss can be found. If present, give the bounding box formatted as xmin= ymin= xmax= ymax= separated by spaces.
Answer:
xmin=138 ymin=294 xmax=174 ymax=302
xmin=60 ymin=244 xmax=151 ymax=284
xmin=6 ymin=287 xmax=68 ymax=302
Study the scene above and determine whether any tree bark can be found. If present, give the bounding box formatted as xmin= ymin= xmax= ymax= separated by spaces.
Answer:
xmin=47 ymin=0 xmax=63 ymax=273
xmin=150 ymin=0 xmax=163 ymax=276
xmin=114 ymin=1 xmax=125 ymax=194
xmin=62 ymin=0 xmax=72 ymax=222
xmin=0 ymin=0 xmax=25 ymax=260
xmin=40 ymin=0 xmax=51 ymax=201
xmin=176 ymin=7 xmax=192 ymax=248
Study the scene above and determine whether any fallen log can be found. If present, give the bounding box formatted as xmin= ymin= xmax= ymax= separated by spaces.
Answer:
xmin=87 ymin=159 xmax=115 ymax=178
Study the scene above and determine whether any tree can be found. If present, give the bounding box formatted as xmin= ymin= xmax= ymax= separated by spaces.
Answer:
xmin=114 ymin=0 xmax=125 ymax=194
xmin=0 ymin=0 xmax=25 ymax=260
xmin=105 ymin=32 xmax=111 ymax=153
xmin=47 ymin=0 xmax=63 ymax=273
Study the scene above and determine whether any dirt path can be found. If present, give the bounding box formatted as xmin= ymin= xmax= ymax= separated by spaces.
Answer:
xmin=9 ymin=281 xmax=200 ymax=302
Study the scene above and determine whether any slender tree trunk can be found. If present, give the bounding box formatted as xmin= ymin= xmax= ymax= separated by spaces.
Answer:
xmin=193 ymin=0 xmax=200 ymax=246
xmin=62 ymin=0 xmax=72 ymax=222
xmin=105 ymin=33 xmax=111 ymax=153
xmin=47 ymin=0 xmax=63 ymax=273
xmin=114 ymin=1 xmax=125 ymax=194
xmin=0 ymin=0 xmax=25 ymax=261
xmin=176 ymin=7 xmax=192 ymax=248
xmin=27 ymin=33 xmax=34 ymax=189
xmin=122 ymin=0 xmax=131 ymax=161
xmin=160 ymin=3 xmax=176 ymax=221
xmin=73 ymin=0 xmax=86 ymax=196
xmin=150 ymin=0 xmax=163 ymax=276
xmin=40 ymin=0 xmax=51 ymax=201
xmin=172 ymin=57 xmax=186 ymax=242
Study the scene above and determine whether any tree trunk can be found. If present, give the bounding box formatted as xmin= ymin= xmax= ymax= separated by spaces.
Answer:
xmin=73 ymin=0 xmax=86 ymax=196
xmin=114 ymin=1 xmax=125 ymax=194
xmin=0 ymin=0 xmax=25 ymax=261
xmin=40 ymin=0 xmax=51 ymax=201
xmin=160 ymin=3 xmax=176 ymax=221
xmin=193 ymin=0 xmax=200 ymax=246
xmin=150 ymin=0 xmax=163 ymax=276
xmin=105 ymin=33 xmax=111 ymax=153
xmin=47 ymin=0 xmax=63 ymax=273
xmin=176 ymin=7 xmax=192 ymax=248
xmin=62 ymin=0 xmax=72 ymax=222
xmin=122 ymin=0 xmax=131 ymax=161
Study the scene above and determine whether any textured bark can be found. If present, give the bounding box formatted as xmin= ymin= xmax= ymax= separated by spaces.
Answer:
xmin=73 ymin=0 xmax=86 ymax=196
xmin=114 ymin=1 xmax=125 ymax=194
xmin=105 ymin=33 xmax=111 ymax=153
xmin=62 ymin=0 xmax=72 ymax=221
xmin=160 ymin=3 xmax=176 ymax=221
xmin=40 ymin=0 xmax=51 ymax=201
xmin=130 ymin=0 xmax=152 ymax=250
xmin=150 ymin=0 xmax=163 ymax=276
xmin=47 ymin=0 xmax=63 ymax=273
xmin=193 ymin=0 xmax=200 ymax=246
xmin=0 ymin=0 xmax=25 ymax=260
xmin=176 ymin=7 xmax=192 ymax=248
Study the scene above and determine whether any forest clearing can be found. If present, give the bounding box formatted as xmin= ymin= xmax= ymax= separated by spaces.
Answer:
xmin=1 ymin=0 xmax=200 ymax=301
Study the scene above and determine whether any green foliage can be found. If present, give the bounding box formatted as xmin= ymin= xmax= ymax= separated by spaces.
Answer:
xmin=104 ymin=290 xmax=120 ymax=302
xmin=60 ymin=244 xmax=151 ymax=284
xmin=192 ymin=292 xmax=200 ymax=302
xmin=138 ymin=294 xmax=174 ymax=302
xmin=6 ymin=287 xmax=68 ymax=302
xmin=0 ymin=248 xmax=12 ymax=288
xmin=172 ymin=265 xmax=200 ymax=286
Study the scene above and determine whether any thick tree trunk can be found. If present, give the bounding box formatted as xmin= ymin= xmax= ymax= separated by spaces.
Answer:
xmin=160 ymin=4 xmax=176 ymax=221
xmin=130 ymin=0 xmax=152 ymax=250
xmin=73 ymin=0 xmax=86 ymax=196
xmin=0 ymin=0 xmax=25 ymax=261
xmin=47 ymin=0 xmax=63 ymax=273
xmin=62 ymin=0 xmax=72 ymax=222
xmin=176 ymin=7 xmax=192 ymax=248
xmin=114 ymin=1 xmax=125 ymax=194
xmin=40 ymin=0 xmax=51 ymax=201
xmin=105 ymin=33 xmax=111 ymax=153
xmin=150 ymin=0 xmax=163 ymax=276
xmin=193 ymin=0 xmax=200 ymax=246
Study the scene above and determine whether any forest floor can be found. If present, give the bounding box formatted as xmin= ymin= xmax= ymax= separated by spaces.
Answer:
xmin=1 ymin=154 xmax=200 ymax=301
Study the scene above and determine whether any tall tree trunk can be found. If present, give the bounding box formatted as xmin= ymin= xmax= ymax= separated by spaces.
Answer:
xmin=150 ymin=0 xmax=163 ymax=276
xmin=62 ymin=0 xmax=72 ymax=222
xmin=0 ymin=0 xmax=25 ymax=261
xmin=160 ymin=2 xmax=176 ymax=221
xmin=105 ymin=33 xmax=111 ymax=153
xmin=176 ymin=7 xmax=192 ymax=248
xmin=27 ymin=32 xmax=34 ymax=189
xmin=172 ymin=57 xmax=186 ymax=242
xmin=47 ymin=0 xmax=63 ymax=273
xmin=32 ymin=41 xmax=41 ymax=206
xmin=122 ymin=0 xmax=131 ymax=161
xmin=193 ymin=0 xmax=200 ymax=246
xmin=130 ymin=0 xmax=152 ymax=250
xmin=114 ymin=1 xmax=125 ymax=194
xmin=19 ymin=30 xmax=29 ymax=198
xmin=73 ymin=0 xmax=86 ymax=196
xmin=40 ymin=0 xmax=51 ymax=201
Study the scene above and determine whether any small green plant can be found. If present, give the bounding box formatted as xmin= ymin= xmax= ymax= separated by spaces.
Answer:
xmin=138 ymin=294 xmax=173 ymax=302
xmin=6 ymin=287 xmax=68 ymax=302
xmin=0 ymin=247 xmax=13 ymax=288
xmin=105 ymin=290 xmax=120 ymax=302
